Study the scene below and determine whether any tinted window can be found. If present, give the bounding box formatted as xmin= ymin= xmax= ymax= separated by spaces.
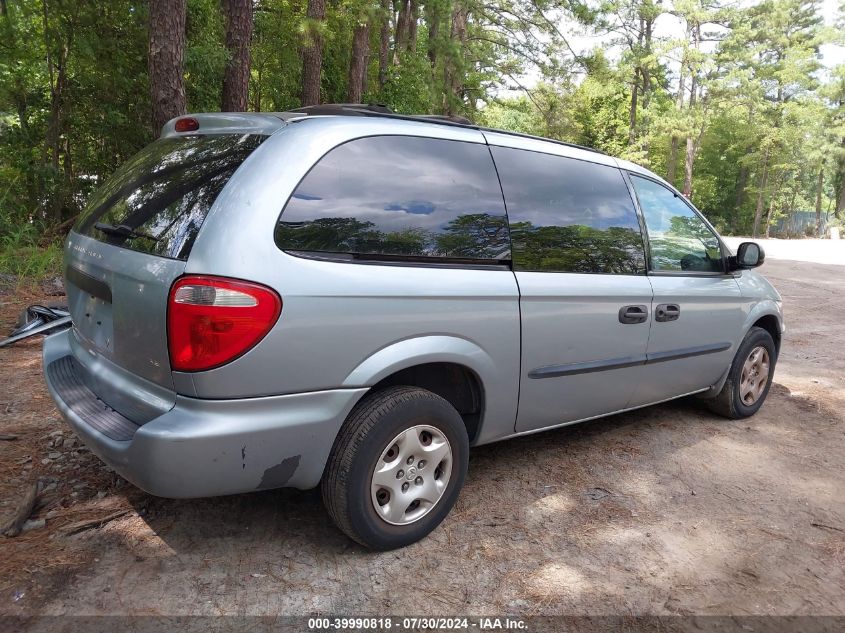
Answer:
xmin=275 ymin=136 xmax=510 ymax=261
xmin=490 ymin=146 xmax=646 ymax=274
xmin=76 ymin=134 xmax=266 ymax=260
xmin=630 ymin=175 xmax=723 ymax=272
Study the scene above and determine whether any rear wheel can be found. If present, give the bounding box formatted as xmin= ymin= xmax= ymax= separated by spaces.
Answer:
xmin=706 ymin=326 xmax=777 ymax=419
xmin=321 ymin=386 xmax=469 ymax=550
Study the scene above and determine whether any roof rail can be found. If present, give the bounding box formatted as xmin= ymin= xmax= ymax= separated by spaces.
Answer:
xmin=410 ymin=114 xmax=473 ymax=125
xmin=283 ymin=103 xmax=605 ymax=156
xmin=287 ymin=103 xmax=394 ymax=117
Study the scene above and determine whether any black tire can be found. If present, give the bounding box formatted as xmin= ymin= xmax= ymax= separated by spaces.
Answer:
xmin=706 ymin=326 xmax=777 ymax=419
xmin=321 ymin=386 xmax=469 ymax=550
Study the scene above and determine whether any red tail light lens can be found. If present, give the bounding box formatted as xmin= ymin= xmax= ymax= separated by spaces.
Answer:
xmin=168 ymin=276 xmax=281 ymax=372
xmin=174 ymin=117 xmax=200 ymax=132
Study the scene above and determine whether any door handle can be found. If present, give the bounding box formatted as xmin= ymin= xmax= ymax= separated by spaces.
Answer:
xmin=618 ymin=305 xmax=648 ymax=324
xmin=655 ymin=303 xmax=680 ymax=322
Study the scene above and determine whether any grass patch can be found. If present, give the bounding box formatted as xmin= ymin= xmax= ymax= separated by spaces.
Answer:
xmin=0 ymin=242 xmax=64 ymax=285
xmin=0 ymin=231 xmax=62 ymax=287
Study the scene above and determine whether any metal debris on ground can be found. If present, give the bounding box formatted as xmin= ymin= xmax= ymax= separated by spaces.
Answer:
xmin=0 ymin=304 xmax=71 ymax=348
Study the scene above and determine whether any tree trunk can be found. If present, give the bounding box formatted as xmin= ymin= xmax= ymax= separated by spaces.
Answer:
xmin=815 ymin=163 xmax=824 ymax=236
xmin=734 ymin=163 xmax=748 ymax=221
xmin=407 ymin=0 xmax=418 ymax=52
xmin=681 ymin=72 xmax=699 ymax=198
xmin=683 ymin=137 xmax=695 ymax=198
xmin=149 ymin=0 xmax=187 ymax=134
xmin=667 ymin=136 xmax=679 ymax=183
xmin=666 ymin=60 xmax=686 ymax=184
xmin=640 ymin=17 xmax=654 ymax=111
xmin=42 ymin=0 xmax=75 ymax=224
xmin=393 ymin=0 xmax=410 ymax=63
xmin=443 ymin=2 xmax=467 ymax=115
xmin=752 ymin=153 xmax=769 ymax=238
xmin=45 ymin=46 xmax=68 ymax=175
xmin=426 ymin=1 xmax=439 ymax=68
xmin=378 ymin=0 xmax=390 ymax=88
xmin=347 ymin=23 xmax=370 ymax=103
xmin=362 ymin=47 xmax=370 ymax=97
xmin=221 ymin=0 xmax=253 ymax=112
xmin=627 ymin=16 xmax=644 ymax=146
xmin=628 ymin=82 xmax=638 ymax=146
xmin=765 ymin=195 xmax=776 ymax=238
xmin=301 ymin=0 xmax=325 ymax=106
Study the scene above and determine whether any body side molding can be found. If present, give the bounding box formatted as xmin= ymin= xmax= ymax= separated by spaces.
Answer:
xmin=528 ymin=341 xmax=732 ymax=379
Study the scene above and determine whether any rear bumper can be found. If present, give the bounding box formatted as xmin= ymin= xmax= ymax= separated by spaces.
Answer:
xmin=43 ymin=329 xmax=367 ymax=497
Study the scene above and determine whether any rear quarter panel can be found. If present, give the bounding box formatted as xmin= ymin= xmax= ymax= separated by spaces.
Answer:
xmin=180 ymin=118 xmax=522 ymax=443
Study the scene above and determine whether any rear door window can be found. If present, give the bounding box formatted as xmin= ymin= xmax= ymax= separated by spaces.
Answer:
xmin=76 ymin=134 xmax=266 ymax=260
xmin=629 ymin=175 xmax=723 ymax=273
xmin=490 ymin=146 xmax=646 ymax=274
xmin=275 ymin=135 xmax=510 ymax=262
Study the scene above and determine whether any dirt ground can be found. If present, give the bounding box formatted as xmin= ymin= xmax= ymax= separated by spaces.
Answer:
xmin=0 ymin=252 xmax=843 ymax=618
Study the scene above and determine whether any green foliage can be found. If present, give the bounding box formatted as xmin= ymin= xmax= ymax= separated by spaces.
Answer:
xmin=376 ymin=53 xmax=437 ymax=114
xmin=0 ymin=225 xmax=63 ymax=280
xmin=480 ymin=98 xmax=544 ymax=135
xmin=186 ymin=0 xmax=228 ymax=111
xmin=0 ymin=0 xmax=843 ymax=287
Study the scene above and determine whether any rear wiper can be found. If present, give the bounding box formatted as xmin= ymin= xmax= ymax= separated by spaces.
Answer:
xmin=94 ymin=222 xmax=160 ymax=242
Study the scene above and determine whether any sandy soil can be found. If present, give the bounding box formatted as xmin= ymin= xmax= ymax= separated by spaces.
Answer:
xmin=0 ymin=257 xmax=843 ymax=618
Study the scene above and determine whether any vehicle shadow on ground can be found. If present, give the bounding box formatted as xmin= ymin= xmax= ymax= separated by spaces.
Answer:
xmin=129 ymin=394 xmax=722 ymax=553
xmin=52 ymin=382 xmax=842 ymax=615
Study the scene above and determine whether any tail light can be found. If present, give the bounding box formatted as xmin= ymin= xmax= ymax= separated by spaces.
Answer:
xmin=167 ymin=276 xmax=281 ymax=372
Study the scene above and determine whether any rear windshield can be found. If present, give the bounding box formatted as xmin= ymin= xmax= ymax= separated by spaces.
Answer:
xmin=75 ymin=134 xmax=266 ymax=260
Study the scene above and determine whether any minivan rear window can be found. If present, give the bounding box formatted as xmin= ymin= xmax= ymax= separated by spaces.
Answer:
xmin=76 ymin=134 xmax=266 ymax=260
xmin=275 ymin=135 xmax=511 ymax=263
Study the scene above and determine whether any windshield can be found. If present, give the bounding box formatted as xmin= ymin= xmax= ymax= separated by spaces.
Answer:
xmin=75 ymin=133 xmax=267 ymax=260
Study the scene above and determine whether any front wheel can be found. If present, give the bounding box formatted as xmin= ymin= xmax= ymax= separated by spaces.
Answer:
xmin=321 ymin=386 xmax=469 ymax=550
xmin=705 ymin=326 xmax=777 ymax=419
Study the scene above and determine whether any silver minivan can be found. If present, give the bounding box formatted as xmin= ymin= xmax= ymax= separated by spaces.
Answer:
xmin=43 ymin=104 xmax=784 ymax=549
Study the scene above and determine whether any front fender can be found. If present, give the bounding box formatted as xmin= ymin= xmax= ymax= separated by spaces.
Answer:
xmin=697 ymin=298 xmax=783 ymax=401
xmin=741 ymin=299 xmax=785 ymax=340
xmin=736 ymin=269 xmax=785 ymax=336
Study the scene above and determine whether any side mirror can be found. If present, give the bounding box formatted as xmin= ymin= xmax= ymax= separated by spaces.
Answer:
xmin=731 ymin=241 xmax=765 ymax=270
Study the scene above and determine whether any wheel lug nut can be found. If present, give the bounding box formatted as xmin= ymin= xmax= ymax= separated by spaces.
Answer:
xmin=396 ymin=470 xmax=404 ymax=479
xmin=402 ymin=482 xmax=409 ymax=492
xmin=415 ymin=476 xmax=423 ymax=486
xmin=418 ymin=460 xmax=426 ymax=469
xmin=406 ymin=456 xmax=414 ymax=465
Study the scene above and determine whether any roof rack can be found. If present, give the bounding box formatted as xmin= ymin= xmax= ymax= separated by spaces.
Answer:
xmin=284 ymin=103 xmax=605 ymax=156
xmin=287 ymin=103 xmax=394 ymax=117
